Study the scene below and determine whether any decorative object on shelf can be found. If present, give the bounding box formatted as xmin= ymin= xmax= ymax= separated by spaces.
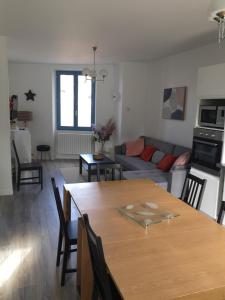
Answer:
xmin=82 ymin=46 xmax=108 ymax=82
xmin=17 ymin=111 xmax=32 ymax=128
xmin=92 ymin=119 xmax=116 ymax=154
xmin=209 ymin=0 xmax=225 ymax=43
xmin=25 ymin=89 xmax=36 ymax=101
xmin=162 ymin=86 xmax=187 ymax=120
xmin=9 ymin=94 xmax=18 ymax=121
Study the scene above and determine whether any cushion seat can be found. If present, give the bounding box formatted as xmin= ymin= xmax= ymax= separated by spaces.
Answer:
xmin=123 ymin=169 xmax=169 ymax=190
xmin=115 ymin=155 xmax=157 ymax=171
xmin=20 ymin=161 xmax=42 ymax=170
xmin=36 ymin=145 xmax=50 ymax=152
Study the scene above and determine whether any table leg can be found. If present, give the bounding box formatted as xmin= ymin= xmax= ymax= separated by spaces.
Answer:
xmin=79 ymin=156 xmax=82 ymax=175
xmin=63 ymin=186 xmax=71 ymax=221
xmin=88 ymin=165 xmax=91 ymax=182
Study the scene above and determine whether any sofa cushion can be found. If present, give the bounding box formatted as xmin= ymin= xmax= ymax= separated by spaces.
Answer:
xmin=115 ymin=154 xmax=157 ymax=171
xmin=157 ymin=153 xmax=177 ymax=172
xmin=139 ymin=145 xmax=156 ymax=162
xmin=151 ymin=150 xmax=165 ymax=164
xmin=126 ymin=138 xmax=144 ymax=156
xmin=121 ymin=143 xmax=126 ymax=155
xmin=172 ymin=151 xmax=191 ymax=170
xmin=173 ymin=145 xmax=191 ymax=157
xmin=123 ymin=169 xmax=168 ymax=190
xmin=144 ymin=137 xmax=174 ymax=154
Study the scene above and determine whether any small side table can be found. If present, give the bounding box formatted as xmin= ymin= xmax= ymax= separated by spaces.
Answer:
xmin=36 ymin=144 xmax=50 ymax=160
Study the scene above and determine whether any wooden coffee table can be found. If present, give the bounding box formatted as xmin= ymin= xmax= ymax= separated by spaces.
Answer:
xmin=79 ymin=153 xmax=115 ymax=182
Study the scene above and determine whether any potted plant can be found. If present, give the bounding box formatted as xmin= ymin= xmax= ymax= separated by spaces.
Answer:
xmin=92 ymin=119 xmax=116 ymax=157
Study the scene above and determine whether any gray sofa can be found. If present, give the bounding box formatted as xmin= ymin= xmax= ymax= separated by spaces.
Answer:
xmin=115 ymin=136 xmax=191 ymax=198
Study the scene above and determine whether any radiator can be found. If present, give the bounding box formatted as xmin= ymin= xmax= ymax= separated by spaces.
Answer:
xmin=56 ymin=132 xmax=93 ymax=155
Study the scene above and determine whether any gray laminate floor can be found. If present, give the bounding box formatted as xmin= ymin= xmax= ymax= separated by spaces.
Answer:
xmin=0 ymin=160 xmax=80 ymax=300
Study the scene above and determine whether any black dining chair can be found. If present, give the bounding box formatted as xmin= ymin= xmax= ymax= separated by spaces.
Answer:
xmin=51 ymin=177 xmax=77 ymax=286
xmin=180 ymin=173 xmax=206 ymax=210
xmin=83 ymin=213 xmax=122 ymax=300
xmin=12 ymin=140 xmax=43 ymax=191
xmin=96 ymin=163 xmax=123 ymax=182
xmin=217 ymin=201 xmax=225 ymax=224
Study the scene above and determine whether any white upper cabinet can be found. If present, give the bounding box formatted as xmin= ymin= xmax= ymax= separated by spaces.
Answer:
xmin=197 ymin=63 xmax=225 ymax=99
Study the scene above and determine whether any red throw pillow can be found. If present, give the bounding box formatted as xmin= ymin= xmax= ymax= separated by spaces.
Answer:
xmin=157 ymin=154 xmax=177 ymax=172
xmin=139 ymin=145 xmax=157 ymax=162
xmin=126 ymin=138 xmax=144 ymax=156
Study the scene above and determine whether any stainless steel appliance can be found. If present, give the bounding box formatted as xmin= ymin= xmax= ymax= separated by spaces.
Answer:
xmin=191 ymin=127 xmax=223 ymax=176
xmin=199 ymin=105 xmax=225 ymax=129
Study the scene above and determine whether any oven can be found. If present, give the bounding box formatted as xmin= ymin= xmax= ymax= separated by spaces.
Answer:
xmin=191 ymin=128 xmax=223 ymax=176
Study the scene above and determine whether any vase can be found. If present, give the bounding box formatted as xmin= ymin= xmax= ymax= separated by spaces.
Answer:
xmin=95 ymin=142 xmax=105 ymax=154
xmin=100 ymin=141 xmax=105 ymax=153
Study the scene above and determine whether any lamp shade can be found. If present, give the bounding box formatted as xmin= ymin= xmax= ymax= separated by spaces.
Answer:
xmin=209 ymin=0 xmax=225 ymax=20
xmin=17 ymin=111 xmax=32 ymax=122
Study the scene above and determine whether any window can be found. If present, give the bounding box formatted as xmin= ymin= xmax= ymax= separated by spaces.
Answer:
xmin=56 ymin=70 xmax=95 ymax=131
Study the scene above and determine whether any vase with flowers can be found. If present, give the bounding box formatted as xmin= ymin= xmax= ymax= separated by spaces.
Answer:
xmin=92 ymin=119 xmax=116 ymax=158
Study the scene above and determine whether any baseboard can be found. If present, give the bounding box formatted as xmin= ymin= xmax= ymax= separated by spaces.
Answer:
xmin=55 ymin=154 xmax=80 ymax=159
xmin=0 ymin=187 xmax=13 ymax=196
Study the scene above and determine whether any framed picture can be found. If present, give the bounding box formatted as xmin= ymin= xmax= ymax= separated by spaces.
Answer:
xmin=162 ymin=87 xmax=187 ymax=120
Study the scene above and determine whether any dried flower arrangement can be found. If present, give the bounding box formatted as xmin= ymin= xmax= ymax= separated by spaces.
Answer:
xmin=92 ymin=119 xmax=116 ymax=153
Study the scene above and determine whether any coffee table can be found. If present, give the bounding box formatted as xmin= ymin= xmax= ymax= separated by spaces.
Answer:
xmin=79 ymin=153 xmax=115 ymax=182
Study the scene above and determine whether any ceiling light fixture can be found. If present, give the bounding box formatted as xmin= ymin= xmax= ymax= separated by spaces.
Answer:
xmin=209 ymin=0 xmax=225 ymax=43
xmin=82 ymin=46 xmax=108 ymax=82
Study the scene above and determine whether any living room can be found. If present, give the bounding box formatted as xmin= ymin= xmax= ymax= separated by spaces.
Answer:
xmin=2 ymin=0 xmax=225 ymax=299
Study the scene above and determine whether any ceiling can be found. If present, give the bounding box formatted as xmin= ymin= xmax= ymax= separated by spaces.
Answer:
xmin=0 ymin=0 xmax=217 ymax=64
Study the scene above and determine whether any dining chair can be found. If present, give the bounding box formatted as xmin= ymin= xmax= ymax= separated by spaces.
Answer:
xmin=51 ymin=177 xmax=77 ymax=286
xmin=217 ymin=201 xmax=225 ymax=224
xmin=96 ymin=163 xmax=123 ymax=182
xmin=83 ymin=214 xmax=122 ymax=300
xmin=180 ymin=173 xmax=206 ymax=210
xmin=12 ymin=140 xmax=43 ymax=191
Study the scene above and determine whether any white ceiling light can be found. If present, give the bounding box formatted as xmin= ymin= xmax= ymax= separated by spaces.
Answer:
xmin=209 ymin=0 xmax=225 ymax=43
xmin=82 ymin=46 xmax=108 ymax=82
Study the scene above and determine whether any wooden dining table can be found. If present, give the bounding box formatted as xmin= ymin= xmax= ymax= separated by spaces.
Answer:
xmin=63 ymin=179 xmax=225 ymax=300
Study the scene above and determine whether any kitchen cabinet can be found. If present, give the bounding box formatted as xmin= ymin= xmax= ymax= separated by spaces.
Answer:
xmin=197 ymin=63 xmax=225 ymax=99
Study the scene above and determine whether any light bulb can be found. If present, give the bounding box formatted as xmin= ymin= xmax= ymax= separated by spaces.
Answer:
xmin=82 ymin=68 xmax=91 ymax=76
xmin=99 ymin=69 xmax=108 ymax=78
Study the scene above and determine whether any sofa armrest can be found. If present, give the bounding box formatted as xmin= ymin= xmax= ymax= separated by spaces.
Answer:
xmin=167 ymin=169 xmax=187 ymax=198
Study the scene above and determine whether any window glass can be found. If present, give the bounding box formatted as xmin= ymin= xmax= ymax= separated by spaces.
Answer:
xmin=77 ymin=75 xmax=92 ymax=128
xmin=56 ymin=71 xmax=95 ymax=130
xmin=60 ymin=75 xmax=74 ymax=127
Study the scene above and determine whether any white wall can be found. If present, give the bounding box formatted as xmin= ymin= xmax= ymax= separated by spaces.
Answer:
xmin=119 ymin=62 xmax=148 ymax=142
xmin=9 ymin=42 xmax=225 ymax=155
xmin=8 ymin=63 xmax=116 ymax=158
xmin=0 ymin=36 xmax=12 ymax=195
xmin=145 ymin=43 xmax=225 ymax=147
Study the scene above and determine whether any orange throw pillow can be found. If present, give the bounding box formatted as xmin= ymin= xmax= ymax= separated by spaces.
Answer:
xmin=157 ymin=153 xmax=177 ymax=172
xmin=140 ymin=145 xmax=157 ymax=161
xmin=126 ymin=138 xmax=144 ymax=156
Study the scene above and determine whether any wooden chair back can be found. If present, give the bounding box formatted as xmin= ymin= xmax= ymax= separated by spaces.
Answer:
xmin=83 ymin=213 xmax=113 ymax=300
xmin=180 ymin=173 xmax=206 ymax=210
xmin=51 ymin=177 xmax=69 ymax=240
xmin=217 ymin=201 xmax=225 ymax=224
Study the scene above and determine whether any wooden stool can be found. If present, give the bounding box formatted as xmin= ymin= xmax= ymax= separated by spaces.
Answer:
xmin=36 ymin=144 xmax=50 ymax=160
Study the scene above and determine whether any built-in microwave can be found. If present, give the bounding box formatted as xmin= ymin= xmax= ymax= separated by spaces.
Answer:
xmin=199 ymin=105 xmax=225 ymax=129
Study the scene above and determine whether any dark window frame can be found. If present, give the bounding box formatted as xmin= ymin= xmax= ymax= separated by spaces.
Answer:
xmin=56 ymin=70 xmax=96 ymax=131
